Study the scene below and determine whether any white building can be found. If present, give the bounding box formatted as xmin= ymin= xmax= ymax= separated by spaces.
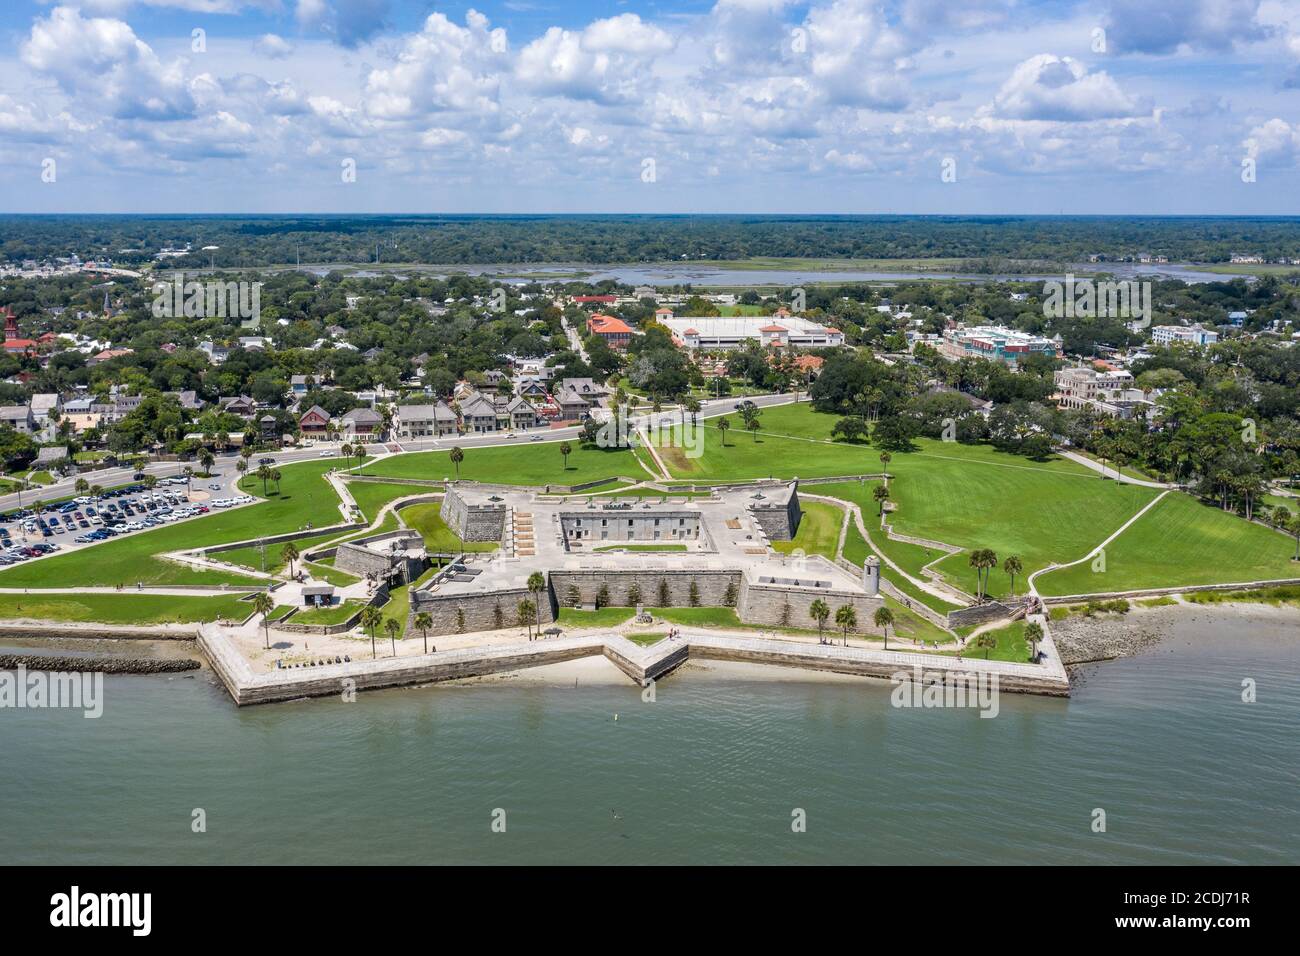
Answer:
xmin=660 ymin=312 xmax=844 ymax=351
xmin=1152 ymin=325 xmax=1218 ymax=347
xmin=1053 ymin=366 xmax=1153 ymax=420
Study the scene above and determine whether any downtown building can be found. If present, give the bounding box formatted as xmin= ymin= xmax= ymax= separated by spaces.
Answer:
xmin=939 ymin=325 xmax=1062 ymax=366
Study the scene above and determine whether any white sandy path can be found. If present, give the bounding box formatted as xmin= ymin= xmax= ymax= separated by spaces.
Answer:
xmin=1026 ymin=490 xmax=1171 ymax=597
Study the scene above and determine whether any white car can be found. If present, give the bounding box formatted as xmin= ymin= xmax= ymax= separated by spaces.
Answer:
xmin=318 ymin=449 xmax=333 ymax=457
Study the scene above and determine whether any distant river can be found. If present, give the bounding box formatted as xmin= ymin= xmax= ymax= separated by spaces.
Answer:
xmin=1 ymin=609 xmax=1296 ymax=864
xmin=291 ymin=261 xmax=1247 ymax=286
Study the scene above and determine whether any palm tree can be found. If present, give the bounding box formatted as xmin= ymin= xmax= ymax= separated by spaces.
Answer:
xmin=340 ymin=442 xmax=353 ymax=466
xmin=969 ymin=548 xmax=998 ymax=601
xmin=1289 ymin=515 xmax=1300 ymax=562
xmin=414 ymin=611 xmax=433 ymax=653
xmin=878 ymin=451 xmax=891 ymax=487
xmin=1025 ymin=622 xmax=1044 ymax=662
xmin=255 ymin=465 xmax=271 ymax=496
xmin=873 ymin=606 xmax=894 ymax=648
xmin=181 ymin=466 xmax=193 ymax=495
xmin=975 ymin=632 xmax=997 ymax=659
xmin=280 ymin=542 xmax=300 ymax=578
xmin=384 ymin=617 xmax=401 ymax=657
xmin=872 ymin=484 xmax=890 ymax=517
xmin=684 ymin=396 xmax=701 ymax=425
xmin=717 ymin=416 xmax=731 ymax=447
xmin=271 ymin=468 xmax=282 ymax=493
xmin=834 ymin=605 xmax=857 ymax=646
xmin=527 ymin=572 xmax=546 ymax=633
xmin=198 ymin=448 xmax=215 ymax=475
xmin=360 ymin=605 xmax=383 ymax=658
xmin=559 ymin=441 xmax=572 ymax=470
xmin=518 ymin=599 xmax=536 ymax=640
xmin=1003 ymin=555 xmax=1023 ymax=599
xmin=75 ymin=478 xmax=89 ymax=496
xmin=251 ymin=591 xmax=274 ymax=650
xmin=449 ymin=445 xmax=464 ymax=479
xmin=809 ymin=599 xmax=830 ymax=643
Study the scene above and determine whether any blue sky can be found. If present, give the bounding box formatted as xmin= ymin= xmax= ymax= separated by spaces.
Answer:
xmin=1 ymin=0 xmax=1298 ymax=214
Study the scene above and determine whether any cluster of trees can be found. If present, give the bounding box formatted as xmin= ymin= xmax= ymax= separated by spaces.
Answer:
xmin=9 ymin=215 xmax=1300 ymax=267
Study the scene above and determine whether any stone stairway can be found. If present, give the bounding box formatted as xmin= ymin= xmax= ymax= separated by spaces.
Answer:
xmin=513 ymin=511 xmax=535 ymax=557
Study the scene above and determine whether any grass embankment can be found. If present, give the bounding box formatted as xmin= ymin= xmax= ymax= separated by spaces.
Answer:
xmin=293 ymin=599 xmax=365 ymax=626
xmin=1185 ymin=584 xmax=1300 ymax=607
xmin=943 ymin=621 xmax=1030 ymax=663
xmin=1037 ymin=492 xmax=1299 ymax=596
xmin=772 ymin=500 xmax=842 ymax=558
xmin=399 ymin=502 xmax=498 ymax=553
xmin=0 ymin=593 xmax=252 ymax=625
xmin=362 ymin=442 xmax=643 ymax=486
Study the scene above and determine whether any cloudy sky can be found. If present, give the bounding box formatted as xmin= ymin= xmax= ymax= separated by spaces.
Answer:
xmin=1 ymin=0 xmax=1299 ymax=213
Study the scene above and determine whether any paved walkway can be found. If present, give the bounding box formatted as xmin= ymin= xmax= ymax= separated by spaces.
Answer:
xmin=1056 ymin=449 xmax=1174 ymax=489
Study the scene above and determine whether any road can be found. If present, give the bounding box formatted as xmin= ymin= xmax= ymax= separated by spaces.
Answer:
xmin=0 ymin=392 xmax=802 ymax=512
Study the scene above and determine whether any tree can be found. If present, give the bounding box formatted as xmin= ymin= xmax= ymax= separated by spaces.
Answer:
xmin=75 ymin=478 xmax=89 ymax=496
xmin=689 ymin=580 xmax=700 ymax=606
xmin=627 ymin=582 xmax=642 ymax=606
xmin=873 ymin=606 xmax=894 ymax=648
xmin=834 ymin=604 xmax=858 ymax=646
xmin=527 ymin=571 xmax=546 ymax=632
xmin=969 ymin=548 xmax=998 ymax=601
xmin=559 ymin=440 xmax=572 ymax=470
xmin=341 ymin=442 xmax=353 ymax=464
xmin=236 ymin=458 xmax=248 ymax=479
xmin=199 ymin=448 xmax=215 ymax=475
xmin=1025 ymin=621 xmax=1044 ymax=662
xmin=872 ymin=484 xmax=890 ymax=517
xmin=566 ymin=583 xmax=582 ymax=607
xmin=717 ymin=416 xmax=731 ymax=447
xmin=975 ymin=633 xmax=997 ymax=659
xmin=517 ymin=599 xmax=536 ymax=640
xmin=256 ymin=464 xmax=271 ymax=496
xmin=252 ymin=591 xmax=274 ymax=650
xmin=271 ymin=469 xmax=282 ymax=493
xmin=414 ymin=611 xmax=433 ymax=654
xmin=384 ymin=617 xmax=401 ymax=657
xmin=280 ymin=542 xmax=300 ymax=578
xmin=683 ymin=396 xmax=701 ymax=424
xmin=449 ymin=445 xmax=464 ymax=479
xmin=1003 ymin=555 xmax=1023 ymax=599
xmin=360 ymin=605 xmax=383 ymax=658
xmin=831 ymin=416 xmax=869 ymax=444
xmin=658 ymin=578 xmax=671 ymax=607
xmin=1289 ymin=515 xmax=1300 ymax=562
xmin=809 ymin=599 xmax=830 ymax=643
xmin=878 ymin=451 xmax=892 ymax=486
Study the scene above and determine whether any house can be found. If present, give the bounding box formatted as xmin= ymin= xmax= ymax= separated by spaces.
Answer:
xmin=458 ymin=393 xmax=499 ymax=433
xmin=1053 ymin=366 xmax=1153 ymax=420
xmin=299 ymin=405 xmax=331 ymax=438
xmin=393 ymin=402 xmax=458 ymax=439
xmin=290 ymin=375 xmax=313 ymax=398
xmin=1153 ymin=324 xmax=1218 ymax=347
xmin=552 ymin=378 xmax=611 ymax=420
xmin=259 ymin=414 xmax=280 ymax=439
xmin=199 ymin=341 xmax=230 ymax=365
xmin=174 ymin=390 xmax=205 ymax=412
xmin=0 ymin=405 xmax=35 ymax=433
xmin=587 ymin=314 xmax=634 ymax=351
xmin=30 ymin=393 xmax=61 ymax=422
xmin=497 ymin=395 xmax=539 ymax=431
xmin=481 ymin=370 xmax=510 ymax=392
xmin=341 ymin=406 xmax=383 ymax=440
xmin=87 ymin=347 xmax=134 ymax=366
xmin=515 ymin=377 xmax=550 ymax=401
xmin=219 ymin=395 xmax=257 ymax=418
xmin=571 ymin=295 xmax=618 ymax=306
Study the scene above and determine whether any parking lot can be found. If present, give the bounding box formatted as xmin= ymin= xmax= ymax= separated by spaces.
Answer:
xmin=0 ymin=472 xmax=253 ymax=568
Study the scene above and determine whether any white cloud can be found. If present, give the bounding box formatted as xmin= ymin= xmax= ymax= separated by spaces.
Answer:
xmin=363 ymin=12 xmax=505 ymax=119
xmin=255 ymin=34 xmax=293 ymax=59
xmin=990 ymin=55 xmax=1147 ymax=122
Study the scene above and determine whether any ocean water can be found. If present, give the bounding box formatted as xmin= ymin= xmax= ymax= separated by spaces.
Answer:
xmin=1 ymin=613 xmax=1296 ymax=865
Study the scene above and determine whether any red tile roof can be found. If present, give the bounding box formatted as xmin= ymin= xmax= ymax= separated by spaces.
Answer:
xmin=588 ymin=314 xmax=633 ymax=335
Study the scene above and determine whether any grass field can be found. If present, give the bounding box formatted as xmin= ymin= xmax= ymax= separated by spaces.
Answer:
xmin=772 ymin=500 xmax=843 ymax=558
xmin=293 ymin=599 xmax=364 ymax=626
xmin=0 ymin=460 xmax=347 ymax=588
xmin=943 ymin=621 xmax=1029 ymax=662
xmin=399 ymin=502 xmax=499 ymax=553
xmin=347 ymin=481 xmax=433 ymax=520
xmin=1037 ymin=493 xmax=1299 ymax=596
xmin=363 ymin=441 xmax=645 ymax=485
xmin=555 ymin=607 xmax=637 ymax=628
xmin=216 ymin=528 xmax=344 ymax=576
xmin=0 ymin=593 xmax=251 ymax=625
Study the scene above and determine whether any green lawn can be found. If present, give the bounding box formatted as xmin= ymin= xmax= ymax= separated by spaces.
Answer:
xmin=0 ymin=593 xmax=252 ymax=625
xmin=293 ymin=599 xmax=364 ymax=626
xmin=942 ymin=621 xmax=1030 ymax=663
xmin=592 ymin=543 xmax=688 ymax=553
xmin=216 ymin=529 xmax=344 ymax=576
xmin=348 ymin=481 xmax=433 ymax=521
xmin=363 ymin=441 xmax=644 ymax=486
xmin=399 ymin=502 xmax=499 ymax=553
xmin=772 ymin=500 xmax=842 ymax=558
xmin=555 ymin=607 xmax=637 ymax=628
xmin=1037 ymin=493 xmax=1300 ymax=596
xmin=0 ymin=459 xmax=348 ymax=588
